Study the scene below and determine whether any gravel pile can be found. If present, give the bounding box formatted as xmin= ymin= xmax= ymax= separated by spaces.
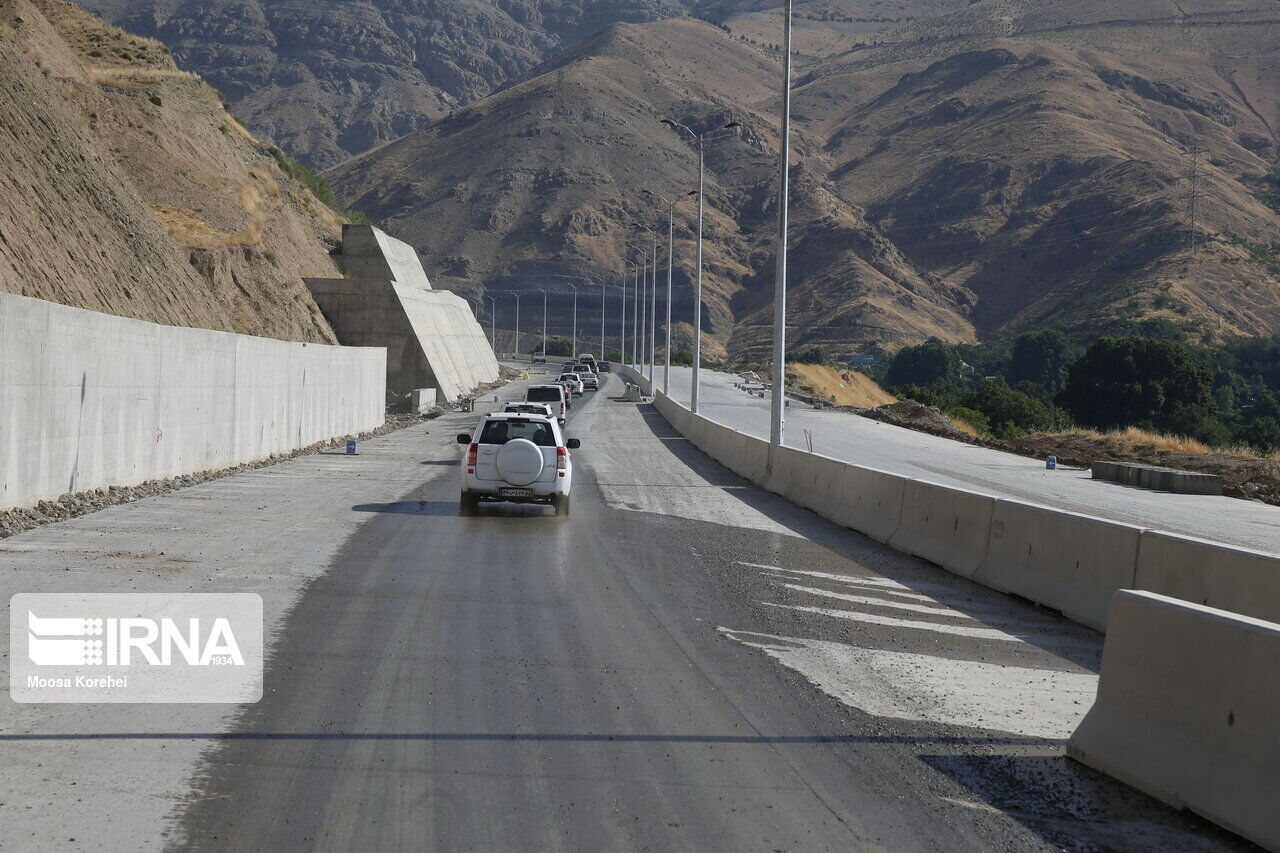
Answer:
xmin=863 ymin=400 xmax=977 ymax=443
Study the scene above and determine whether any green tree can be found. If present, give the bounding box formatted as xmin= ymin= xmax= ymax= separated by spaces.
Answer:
xmin=1234 ymin=416 xmax=1280 ymax=453
xmin=788 ymin=346 xmax=826 ymax=365
xmin=670 ymin=350 xmax=694 ymax=366
xmin=1058 ymin=338 xmax=1216 ymax=435
xmin=962 ymin=378 xmax=1069 ymax=433
xmin=529 ymin=338 xmax=574 ymax=357
xmin=887 ymin=338 xmax=962 ymax=387
xmin=1007 ymin=330 xmax=1073 ymax=394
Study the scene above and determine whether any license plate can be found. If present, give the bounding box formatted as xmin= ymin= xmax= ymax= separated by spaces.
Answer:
xmin=499 ymin=488 xmax=532 ymax=499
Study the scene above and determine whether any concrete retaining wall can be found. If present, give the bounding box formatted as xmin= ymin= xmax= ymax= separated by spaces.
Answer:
xmin=1069 ymin=591 xmax=1280 ymax=850
xmin=1 ymin=292 xmax=386 ymax=511
xmin=307 ymin=226 xmax=498 ymax=401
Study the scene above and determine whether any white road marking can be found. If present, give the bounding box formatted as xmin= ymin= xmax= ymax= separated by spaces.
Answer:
xmin=720 ymin=629 xmax=1094 ymax=740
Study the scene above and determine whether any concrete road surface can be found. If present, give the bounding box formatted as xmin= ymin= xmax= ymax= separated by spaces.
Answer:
xmin=648 ymin=365 xmax=1280 ymax=555
xmin=0 ymin=372 xmax=1248 ymax=851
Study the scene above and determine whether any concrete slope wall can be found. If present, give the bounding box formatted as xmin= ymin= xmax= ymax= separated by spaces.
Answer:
xmin=1 ymin=292 xmax=386 ymax=511
xmin=643 ymin=385 xmax=1280 ymax=630
xmin=394 ymin=285 xmax=499 ymax=400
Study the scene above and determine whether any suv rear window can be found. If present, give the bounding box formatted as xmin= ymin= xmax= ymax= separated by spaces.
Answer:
xmin=572 ymin=365 xmax=589 ymax=372
xmin=479 ymin=419 xmax=556 ymax=447
xmin=527 ymin=387 xmax=562 ymax=402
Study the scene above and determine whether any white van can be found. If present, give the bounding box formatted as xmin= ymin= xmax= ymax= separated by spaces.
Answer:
xmin=525 ymin=383 xmax=569 ymax=417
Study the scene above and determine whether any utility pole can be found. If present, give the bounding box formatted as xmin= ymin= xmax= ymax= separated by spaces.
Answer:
xmin=1183 ymin=146 xmax=1206 ymax=257
xmin=770 ymin=0 xmax=793 ymax=449
xmin=600 ymin=281 xmax=606 ymax=359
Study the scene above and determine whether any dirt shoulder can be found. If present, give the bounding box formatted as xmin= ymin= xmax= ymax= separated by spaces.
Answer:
xmin=993 ymin=432 xmax=1280 ymax=506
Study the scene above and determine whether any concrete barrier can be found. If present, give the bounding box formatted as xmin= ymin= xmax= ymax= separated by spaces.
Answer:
xmin=763 ymin=445 xmax=806 ymax=505
xmin=1 ymin=292 xmax=386 ymax=511
xmin=888 ymin=480 xmax=995 ymax=579
xmin=1069 ymin=590 xmax=1280 ymax=850
xmin=828 ymin=464 xmax=908 ymax=544
xmin=1135 ymin=531 xmax=1280 ymax=625
xmin=976 ymin=500 xmax=1143 ymax=630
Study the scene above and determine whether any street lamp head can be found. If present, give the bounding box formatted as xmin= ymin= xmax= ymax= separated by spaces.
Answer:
xmin=660 ymin=118 xmax=678 ymax=128
xmin=686 ymin=190 xmax=698 ymax=197
xmin=723 ymin=121 xmax=742 ymax=130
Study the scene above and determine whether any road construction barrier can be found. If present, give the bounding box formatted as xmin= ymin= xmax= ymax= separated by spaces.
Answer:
xmin=888 ymin=480 xmax=995 ymax=578
xmin=976 ymin=500 xmax=1143 ymax=630
xmin=1135 ymin=531 xmax=1280 ymax=625
xmin=762 ymin=445 xmax=801 ymax=503
xmin=1069 ymin=590 xmax=1280 ymax=851
xmin=828 ymin=464 xmax=907 ymax=544
xmin=645 ymin=387 xmax=1278 ymax=638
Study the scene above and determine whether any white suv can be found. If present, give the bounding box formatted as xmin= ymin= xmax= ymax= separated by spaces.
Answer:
xmin=557 ymin=373 xmax=584 ymax=396
xmin=458 ymin=413 xmax=580 ymax=515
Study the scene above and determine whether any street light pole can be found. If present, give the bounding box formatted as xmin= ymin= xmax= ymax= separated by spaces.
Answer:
xmin=568 ymin=283 xmax=579 ymax=359
xmin=486 ymin=295 xmax=497 ymax=348
xmin=600 ymin=281 xmax=606 ymax=359
xmin=514 ymin=293 xmax=522 ymax=358
xmin=537 ymin=288 xmax=548 ymax=357
xmin=628 ymin=249 xmax=641 ymax=365
xmin=618 ymin=272 xmax=626 ymax=362
xmin=661 ymin=118 xmax=741 ymax=413
xmin=770 ymin=0 xmax=793 ymax=449
xmin=643 ymin=189 xmax=677 ymax=395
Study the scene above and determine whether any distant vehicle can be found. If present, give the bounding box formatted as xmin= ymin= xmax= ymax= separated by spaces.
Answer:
xmin=525 ymin=384 xmax=569 ymax=417
xmin=457 ymin=413 xmax=580 ymax=515
xmin=531 ymin=354 xmax=547 ymax=364
xmin=570 ymin=364 xmax=599 ymax=390
xmin=579 ymin=354 xmax=597 ymax=369
xmin=598 ymin=361 xmax=612 ymax=373
xmin=503 ymin=401 xmax=565 ymax=427
xmin=557 ymin=373 xmax=584 ymax=396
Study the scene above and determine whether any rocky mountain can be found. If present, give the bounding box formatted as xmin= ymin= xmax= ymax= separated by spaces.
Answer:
xmin=327 ymin=2 xmax=1280 ymax=359
xmin=1 ymin=0 xmax=345 ymax=342
xmin=71 ymin=0 xmax=966 ymax=168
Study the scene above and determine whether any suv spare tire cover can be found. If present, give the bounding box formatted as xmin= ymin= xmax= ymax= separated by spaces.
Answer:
xmin=496 ymin=438 xmax=545 ymax=486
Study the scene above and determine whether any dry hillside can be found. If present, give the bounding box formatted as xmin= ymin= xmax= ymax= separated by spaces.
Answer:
xmin=330 ymin=2 xmax=1280 ymax=359
xmin=0 ymin=0 xmax=342 ymax=342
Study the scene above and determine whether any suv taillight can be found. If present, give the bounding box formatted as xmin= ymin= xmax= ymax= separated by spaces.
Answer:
xmin=556 ymin=446 xmax=567 ymax=471
xmin=467 ymin=443 xmax=478 ymax=469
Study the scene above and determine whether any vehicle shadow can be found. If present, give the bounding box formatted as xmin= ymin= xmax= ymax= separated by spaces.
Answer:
xmin=351 ymin=501 xmax=460 ymax=516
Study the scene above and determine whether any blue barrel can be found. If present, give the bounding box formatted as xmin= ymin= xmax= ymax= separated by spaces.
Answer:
xmin=346 ymin=440 xmax=357 ymax=455
xmin=1046 ymin=455 xmax=1057 ymax=470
